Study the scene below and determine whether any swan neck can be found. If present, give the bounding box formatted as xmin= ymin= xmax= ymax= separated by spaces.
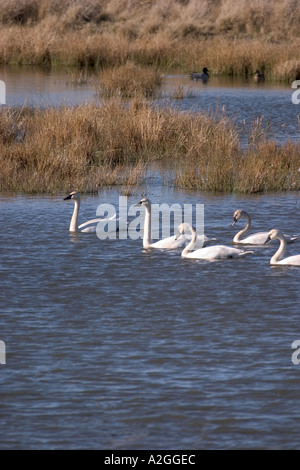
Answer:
xmin=69 ymin=199 xmax=79 ymax=232
xmin=233 ymin=213 xmax=250 ymax=242
xmin=143 ymin=205 xmax=152 ymax=248
xmin=182 ymin=226 xmax=197 ymax=256
xmin=271 ymin=234 xmax=287 ymax=264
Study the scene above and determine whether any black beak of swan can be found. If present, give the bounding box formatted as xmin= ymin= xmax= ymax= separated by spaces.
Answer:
xmin=232 ymin=217 xmax=237 ymax=226
xmin=264 ymin=235 xmax=271 ymax=244
xmin=64 ymin=194 xmax=72 ymax=200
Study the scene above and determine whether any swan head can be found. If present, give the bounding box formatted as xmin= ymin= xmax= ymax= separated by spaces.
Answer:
xmin=232 ymin=209 xmax=246 ymax=226
xmin=135 ymin=197 xmax=151 ymax=208
xmin=264 ymin=228 xmax=282 ymax=244
xmin=203 ymin=67 xmax=209 ymax=74
xmin=176 ymin=222 xmax=195 ymax=237
xmin=64 ymin=191 xmax=81 ymax=202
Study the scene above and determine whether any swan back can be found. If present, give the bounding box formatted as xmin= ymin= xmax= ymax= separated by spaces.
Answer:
xmin=177 ymin=222 xmax=253 ymax=260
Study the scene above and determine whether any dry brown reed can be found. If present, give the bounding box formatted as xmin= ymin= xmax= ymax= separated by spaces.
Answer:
xmin=1 ymin=99 xmax=300 ymax=194
xmin=0 ymin=1 xmax=299 ymax=80
xmin=97 ymin=62 xmax=163 ymax=98
xmin=236 ymin=141 xmax=300 ymax=193
xmin=0 ymin=103 xmax=151 ymax=192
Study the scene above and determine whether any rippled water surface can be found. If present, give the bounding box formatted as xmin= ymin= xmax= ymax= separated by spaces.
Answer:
xmin=1 ymin=188 xmax=300 ymax=449
xmin=1 ymin=65 xmax=300 ymax=449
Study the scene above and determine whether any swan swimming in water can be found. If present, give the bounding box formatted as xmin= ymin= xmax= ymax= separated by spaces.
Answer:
xmin=64 ymin=191 xmax=116 ymax=233
xmin=190 ymin=67 xmax=210 ymax=82
xmin=265 ymin=229 xmax=300 ymax=266
xmin=135 ymin=198 xmax=216 ymax=249
xmin=232 ymin=209 xmax=298 ymax=245
xmin=135 ymin=198 xmax=186 ymax=249
xmin=176 ymin=223 xmax=253 ymax=260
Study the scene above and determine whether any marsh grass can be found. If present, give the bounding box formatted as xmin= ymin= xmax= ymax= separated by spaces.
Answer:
xmin=1 ymin=100 xmax=299 ymax=194
xmin=0 ymin=103 xmax=150 ymax=192
xmin=0 ymin=1 xmax=300 ymax=80
xmin=97 ymin=62 xmax=163 ymax=98
xmin=168 ymin=85 xmax=197 ymax=100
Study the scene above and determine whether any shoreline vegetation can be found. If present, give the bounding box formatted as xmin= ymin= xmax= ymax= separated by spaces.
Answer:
xmin=1 ymin=101 xmax=300 ymax=194
xmin=0 ymin=0 xmax=300 ymax=80
xmin=0 ymin=0 xmax=300 ymax=194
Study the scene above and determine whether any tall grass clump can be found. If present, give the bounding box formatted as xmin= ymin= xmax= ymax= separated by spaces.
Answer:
xmin=175 ymin=115 xmax=300 ymax=193
xmin=97 ymin=62 xmax=163 ymax=98
xmin=0 ymin=102 xmax=153 ymax=192
xmin=173 ymin=111 xmax=240 ymax=192
xmin=1 ymin=99 xmax=300 ymax=194
xmin=235 ymin=141 xmax=300 ymax=193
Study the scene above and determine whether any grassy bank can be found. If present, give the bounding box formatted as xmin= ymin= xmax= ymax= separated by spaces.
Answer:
xmin=1 ymin=100 xmax=300 ymax=194
xmin=0 ymin=0 xmax=300 ymax=80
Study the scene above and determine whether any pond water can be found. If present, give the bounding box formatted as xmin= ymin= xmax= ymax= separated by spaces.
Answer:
xmin=1 ymin=66 xmax=300 ymax=450
xmin=1 ymin=65 xmax=300 ymax=144
xmin=1 ymin=187 xmax=300 ymax=450
xmin=161 ymin=74 xmax=300 ymax=145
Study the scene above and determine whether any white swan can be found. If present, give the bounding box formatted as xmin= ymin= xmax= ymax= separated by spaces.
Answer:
xmin=135 ymin=198 xmax=186 ymax=249
xmin=64 ymin=191 xmax=116 ymax=233
xmin=232 ymin=209 xmax=298 ymax=245
xmin=177 ymin=222 xmax=253 ymax=260
xmin=135 ymin=198 xmax=216 ymax=249
xmin=265 ymin=229 xmax=300 ymax=266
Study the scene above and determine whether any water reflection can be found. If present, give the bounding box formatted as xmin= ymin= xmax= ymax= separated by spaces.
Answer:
xmin=0 ymin=65 xmax=97 ymax=107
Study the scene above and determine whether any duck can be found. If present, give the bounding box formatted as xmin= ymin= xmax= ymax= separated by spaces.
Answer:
xmin=265 ymin=229 xmax=300 ymax=266
xmin=190 ymin=67 xmax=210 ymax=82
xmin=64 ymin=191 xmax=117 ymax=233
xmin=176 ymin=222 xmax=253 ymax=260
xmin=232 ymin=209 xmax=298 ymax=245
xmin=253 ymin=70 xmax=265 ymax=82
xmin=135 ymin=198 xmax=216 ymax=249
